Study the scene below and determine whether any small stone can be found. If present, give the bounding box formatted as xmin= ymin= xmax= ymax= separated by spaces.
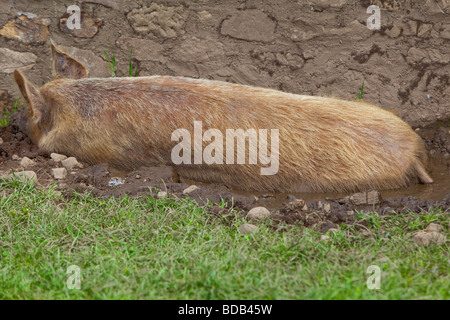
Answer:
xmin=50 ymin=153 xmax=67 ymax=162
xmin=349 ymin=190 xmax=380 ymax=205
xmin=350 ymin=192 xmax=366 ymax=205
xmin=0 ymin=138 xmax=3 ymax=144
xmin=12 ymin=154 xmax=20 ymax=160
xmin=418 ymin=23 xmax=433 ymax=38
xmin=414 ymin=231 xmax=446 ymax=247
xmin=20 ymin=157 xmax=35 ymax=168
xmin=61 ymin=157 xmax=79 ymax=170
xmin=59 ymin=16 xmax=102 ymax=38
xmin=302 ymin=204 xmax=308 ymax=211
xmin=52 ymin=168 xmax=67 ymax=180
xmin=238 ymin=224 xmax=259 ymax=235
xmin=157 ymin=191 xmax=167 ymax=199
xmin=386 ymin=25 xmax=402 ymax=38
xmin=4 ymin=170 xmax=38 ymax=183
xmin=0 ymin=48 xmax=37 ymax=74
xmin=425 ymin=223 xmax=444 ymax=232
xmin=323 ymin=202 xmax=331 ymax=213
xmin=0 ymin=14 xmax=50 ymax=44
xmin=367 ymin=190 xmax=380 ymax=205
xmin=246 ymin=207 xmax=270 ymax=220
xmin=135 ymin=174 xmax=141 ymax=179
xmin=183 ymin=185 xmax=200 ymax=194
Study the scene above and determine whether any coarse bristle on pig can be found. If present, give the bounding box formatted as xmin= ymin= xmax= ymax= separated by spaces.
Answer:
xmin=12 ymin=41 xmax=433 ymax=193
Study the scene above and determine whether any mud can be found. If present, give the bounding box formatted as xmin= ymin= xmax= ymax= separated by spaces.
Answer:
xmin=0 ymin=111 xmax=448 ymax=231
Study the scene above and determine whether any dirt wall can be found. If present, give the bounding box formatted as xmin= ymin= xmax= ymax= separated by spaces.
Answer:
xmin=0 ymin=0 xmax=449 ymax=127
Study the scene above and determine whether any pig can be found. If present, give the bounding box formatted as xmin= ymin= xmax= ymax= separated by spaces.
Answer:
xmin=13 ymin=41 xmax=433 ymax=193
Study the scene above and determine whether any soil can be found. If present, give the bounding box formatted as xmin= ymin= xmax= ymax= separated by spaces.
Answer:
xmin=0 ymin=110 xmax=448 ymax=232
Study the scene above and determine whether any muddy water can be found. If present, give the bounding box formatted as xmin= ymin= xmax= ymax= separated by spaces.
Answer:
xmin=179 ymin=151 xmax=449 ymax=209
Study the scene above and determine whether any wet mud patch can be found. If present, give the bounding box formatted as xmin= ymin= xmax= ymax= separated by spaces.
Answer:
xmin=0 ymin=114 xmax=449 ymax=233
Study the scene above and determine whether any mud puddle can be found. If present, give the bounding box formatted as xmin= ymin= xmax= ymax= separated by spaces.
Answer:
xmin=1 ymin=112 xmax=449 ymax=230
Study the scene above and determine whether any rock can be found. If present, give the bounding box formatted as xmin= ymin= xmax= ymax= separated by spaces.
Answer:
xmin=0 ymin=14 xmax=50 ymax=44
xmin=348 ymin=190 xmax=380 ymax=205
xmin=425 ymin=223 xmax=444 ymax=232
xmin=414 ymin=231 xmax=446 ymax=247
xmin=59 ymin=16 xmax=102 ymax=38
xmin=157 ymin=191 xmax=167 ymax=199
xmin=50 ymin=153 xmax=67 ymax=162
xmin=198 ymin=10 xmax=212 ymax=21
xmin=61 ymin=157 xmax=80 ymax=170
xmin=0 ymin=138 xmax=3 ymax=144
xmin=418 ymin=23 xmax=433 ymax=38
xmin=0 ymin=48 xmax=37 ymax=74
xmin=183 ymin=185 xmax=200 ymax=194
xmin=3 ymin=170 xmax=38 ymax=183
xmin=247 ymin=207 xmax=270 ymax=220
xmin=12 ymin=154 xmax=20 ymax=160
xmin=221 ymin=10 xmax=276 ymax=42
xmin=238 ymin=224 xmax=259 ymax=235
xmin=402 ymin=20 xmax=418 ymax=36
xmin=20 ymin=157 xmax=35 ymax=168
xmin=386 ymin=25 xmax=402 ymax=38
xmin=52 ymin=168 xmax=67 ymax=180
xmin=440 ymin=24 xmax=450 ymax=39
xmin=127 ymin=3 xmax=188 ymax=38
xmin=366 ymin=190 xmax=380 ymax=205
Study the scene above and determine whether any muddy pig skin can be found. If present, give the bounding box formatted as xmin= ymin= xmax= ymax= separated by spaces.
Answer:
xmin=13 ymin=41 xmax=433 ymax=193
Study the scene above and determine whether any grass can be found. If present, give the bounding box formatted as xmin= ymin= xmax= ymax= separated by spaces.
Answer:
xmin=104 ymin=41 xmax=138 ymax=77
xmin=0 ymin=177 xmax=448 ymax=299
xmin=356 ymin=78 xmax=365 ymax=100
xmin=0 ymin=97 xmax=23 ymax=127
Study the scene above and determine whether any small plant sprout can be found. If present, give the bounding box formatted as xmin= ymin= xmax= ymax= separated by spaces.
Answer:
xmin=356 ymin=78 xmax=365 ymax=100
xmin=129 ymin=49 xmax=138 ymax=77
xmin=104 ymin=48 xmax=116 ymax=77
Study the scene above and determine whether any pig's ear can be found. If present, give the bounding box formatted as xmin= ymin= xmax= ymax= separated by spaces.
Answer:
xmin=14 ymin=69 xmax=45 ymax=121
xmin=50 ymin=40 xmax=88 ymax=79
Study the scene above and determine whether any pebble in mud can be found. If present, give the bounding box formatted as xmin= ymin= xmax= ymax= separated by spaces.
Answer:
xmin=52 ymin=168 xmax=67 ymax=180
xmin=414 ymin=231 xmax=446 ymax=247
xmin=61 ymin=157 xmax=81 ymax=170
xmin=183 ymin=185 xmax=200 ymax=194
xmin=157 ymin=191 xmax=167 ymax=199
xmin=50 ymin=153 xmax=67 ymax=162
xmin=239 ymin=224 xmax=259 ymax=235
xmin=425 ymin=223 xmax=444 ymax=232
xmin=246 ymin=206 xmax=270 ymax=220
xmin=1 ymin=170 xmax=37 ymax=183
xmin=20 ymin=156 xmax=35 ymax=168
